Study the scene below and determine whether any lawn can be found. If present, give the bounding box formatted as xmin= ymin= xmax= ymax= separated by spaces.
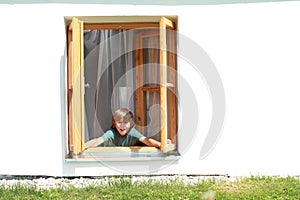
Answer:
xmin=0 ymin=176 xmax=299 ymax=199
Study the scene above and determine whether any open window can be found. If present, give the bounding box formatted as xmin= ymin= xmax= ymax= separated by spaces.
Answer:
xmin=66 ymin=16 xmax=178 ymax=158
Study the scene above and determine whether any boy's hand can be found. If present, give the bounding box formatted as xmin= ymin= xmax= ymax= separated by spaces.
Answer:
xmin=162 ymin=139 xmax=176 ymax=153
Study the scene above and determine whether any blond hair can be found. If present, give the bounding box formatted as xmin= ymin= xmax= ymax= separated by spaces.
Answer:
xmin=112 ymin=108 xmax=135 ymax=128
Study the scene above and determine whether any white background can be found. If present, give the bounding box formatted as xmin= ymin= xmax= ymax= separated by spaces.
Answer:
xmin=0 ymin=2 xmax=299 ymax=176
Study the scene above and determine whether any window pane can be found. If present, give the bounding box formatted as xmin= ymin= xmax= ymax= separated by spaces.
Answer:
xmin=145 ymin=90 xmax=161 ymax=141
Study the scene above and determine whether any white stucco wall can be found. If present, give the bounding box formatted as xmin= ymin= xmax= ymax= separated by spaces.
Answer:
xmin=0 ymin=2 xmax=300 ymax=177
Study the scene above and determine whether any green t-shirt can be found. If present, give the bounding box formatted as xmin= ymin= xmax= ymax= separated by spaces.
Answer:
xmin=101 ymin=127 xmax=144 ymax=146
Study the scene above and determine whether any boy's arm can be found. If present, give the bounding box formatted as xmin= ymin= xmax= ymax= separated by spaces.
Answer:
xmin=139 ymin=136 xmax=161 ymax=148
xmin=139 ymin=137 xmax=175 ymax=152
xmin=85 ymin=137 xmax=105 ymax=149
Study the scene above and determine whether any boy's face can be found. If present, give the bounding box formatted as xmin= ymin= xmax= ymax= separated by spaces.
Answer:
xmin=115 ymin=119 xmax=131 ymax=136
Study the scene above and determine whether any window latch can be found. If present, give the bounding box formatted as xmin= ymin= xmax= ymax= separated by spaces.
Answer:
xmin=84 ymin=83 xmax=90 ymax=89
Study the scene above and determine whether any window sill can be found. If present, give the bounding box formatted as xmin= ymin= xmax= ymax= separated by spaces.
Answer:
xmin=65 ymin=146 xmax=180 ymax=162
xmin=85 ymin=146 xmax=160 ymax=152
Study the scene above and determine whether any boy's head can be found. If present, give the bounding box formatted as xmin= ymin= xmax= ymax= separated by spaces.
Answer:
xmin=112 ymin=108 xmax=135 ymax=136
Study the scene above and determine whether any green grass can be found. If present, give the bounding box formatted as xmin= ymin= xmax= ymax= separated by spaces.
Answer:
xmin=0 ymin=176 xmax=300 ymax=200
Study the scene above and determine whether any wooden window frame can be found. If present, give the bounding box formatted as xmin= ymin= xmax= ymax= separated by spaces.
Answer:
xmin=66 ymin=16 xmax=178 ymax=158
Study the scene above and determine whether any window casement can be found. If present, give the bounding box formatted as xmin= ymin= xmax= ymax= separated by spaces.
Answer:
xmin=66 ymin=16 xmax=178 ymax=159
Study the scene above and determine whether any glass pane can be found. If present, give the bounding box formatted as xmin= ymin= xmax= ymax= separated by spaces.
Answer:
xmin=143 ymin=35 xmax=160 ymax=86
xmin=145 ymin=90 xmax=161 ymax=141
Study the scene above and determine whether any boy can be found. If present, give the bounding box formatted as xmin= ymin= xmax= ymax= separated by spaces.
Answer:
xmin=85 ymin=108 xmax=164 ymax=149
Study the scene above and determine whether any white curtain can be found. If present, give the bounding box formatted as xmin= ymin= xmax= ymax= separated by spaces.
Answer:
xmin=83 ymin=29 xmax=160 ymax=142
xmin=84 ymin=30 xmax=134 ymax=142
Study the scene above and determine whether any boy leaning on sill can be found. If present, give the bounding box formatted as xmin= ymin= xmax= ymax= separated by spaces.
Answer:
xmin=84 ymin=108 xmax=174 ymax=151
